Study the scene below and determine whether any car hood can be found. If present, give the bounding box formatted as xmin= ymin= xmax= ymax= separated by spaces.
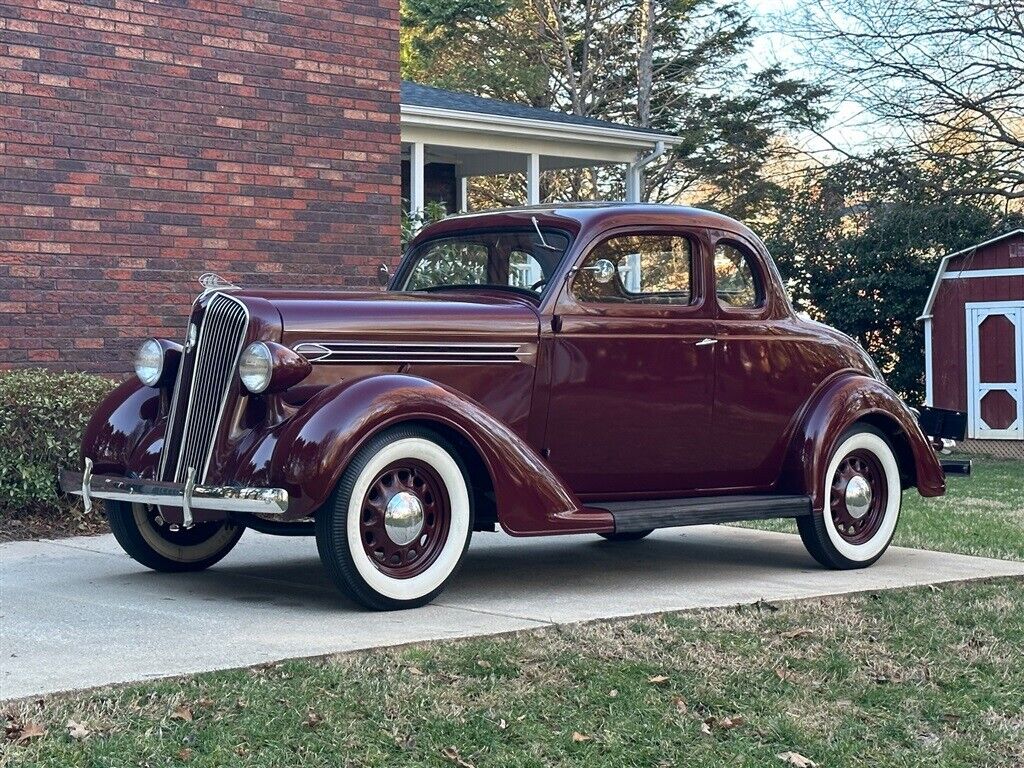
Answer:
xmin=233 ymin=289 xmax=541 ymax=345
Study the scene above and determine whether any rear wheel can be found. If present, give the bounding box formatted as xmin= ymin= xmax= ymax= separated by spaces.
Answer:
xmin=316 ymin=425 xmax=473 ymax=610
xmin=106 ymin=500 xmax=244 ymax=572
xmin=798 ymin=424 xmax=902 ymax=569
xmin=598 ymin=529 xmax=654 ymax=542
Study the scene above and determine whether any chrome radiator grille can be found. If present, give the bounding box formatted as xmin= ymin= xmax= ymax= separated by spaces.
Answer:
xmin=160 ymin=293 xmax=249 ymax=483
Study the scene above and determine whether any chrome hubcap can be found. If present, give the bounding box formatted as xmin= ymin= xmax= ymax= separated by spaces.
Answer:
xmin=384 ymin=491 xmax=424 ymax=546
xmin=845 ymin=475 xmax=873 ymax=519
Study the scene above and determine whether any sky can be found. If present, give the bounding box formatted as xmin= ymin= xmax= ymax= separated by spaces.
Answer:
xmin=744 ymin=0 xmax=880 ymax=157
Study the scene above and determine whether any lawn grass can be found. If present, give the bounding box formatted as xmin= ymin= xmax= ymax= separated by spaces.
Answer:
xmin=738 ymin=458 xmax=1024 ymax=561
xmin=4 ymin=578 xmax=1024 ymax=767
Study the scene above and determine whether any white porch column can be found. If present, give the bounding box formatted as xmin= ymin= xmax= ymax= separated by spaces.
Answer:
xmin=526 ymin=153 xmax=540 ymax=205
xmin=457 ymin=176 xmax=469 ymax=212
xmin=409 ymin=141 xmax=425 ymax=217
xmin=625 ymin=162 xmax=642 ymax=202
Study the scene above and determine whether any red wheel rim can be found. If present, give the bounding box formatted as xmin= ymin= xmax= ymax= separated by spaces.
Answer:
xmin=830 ymin=449 xmax=888 ymax=544
xmin=358 ymin=459 xmax=450 ymax=579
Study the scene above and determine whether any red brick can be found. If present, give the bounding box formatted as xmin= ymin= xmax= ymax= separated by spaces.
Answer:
xmin=1 ymin=0 xmax=401 ymax=374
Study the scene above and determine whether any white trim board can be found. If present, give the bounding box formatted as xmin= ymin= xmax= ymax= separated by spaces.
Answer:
xmin=943 ymin=268 xmax=1024 ymax=280
xmin=924 ymin=317 xmax=933 ymax=407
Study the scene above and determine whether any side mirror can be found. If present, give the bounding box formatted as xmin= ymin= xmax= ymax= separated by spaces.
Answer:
xmin=376 ymin=262 xmax=391 ymax=287
xmin=582 ymin=258 xmax=616 ymax=284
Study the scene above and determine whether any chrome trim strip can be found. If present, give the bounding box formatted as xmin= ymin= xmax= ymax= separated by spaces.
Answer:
xmin=59 ymin=468 xmax=289 ymax=515
xmin=294 ymin=341 xmax=528 ymax=365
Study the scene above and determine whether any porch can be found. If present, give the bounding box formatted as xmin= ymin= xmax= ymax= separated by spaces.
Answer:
xmin=399 ymin=82 xmax=679 ymax=214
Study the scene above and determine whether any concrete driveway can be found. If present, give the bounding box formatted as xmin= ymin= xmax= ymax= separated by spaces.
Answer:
xmin=2 ymin=525 xmax=1023 ymax=700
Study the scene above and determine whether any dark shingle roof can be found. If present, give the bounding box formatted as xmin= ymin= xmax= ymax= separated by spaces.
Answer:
xmin=401 ymin=81 xmax=669 ymax=137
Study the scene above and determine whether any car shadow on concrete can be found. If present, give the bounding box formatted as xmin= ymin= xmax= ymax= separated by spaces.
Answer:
xmin=87 ymin=528 xmax=817 ymax=613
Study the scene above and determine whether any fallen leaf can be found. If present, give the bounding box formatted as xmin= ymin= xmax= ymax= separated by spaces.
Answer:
xmin=441 ymin=746 xmax=475 ymax=767
xmin=178 ymin=747 xmax=192 ymax=761
xmin=781 ymin=628 xmax=813 ymax=639
xmin=647 ymin=674 xmax=670 ymax=684
xmin=16 ymin=722 xmax=46 ymax=745
xmin=408 ymin=666 xmax=424 ymax=676
xmin=476 ymin=660 xmax=492 ymax=669
xmin=572 ymin=731 xmax=592 ymax=742
xmin=703 ymin=715 xmax=745 ymax=732
xmin=673 ymin=697 xmax=688 ymax=714
xmin=700 ymin=721 xmax=713 ymax=736
xmin=303 ymin=711 xmax=322 ymax=729
xmin=66 ymin=720 xmax=89 ymax=740
xmin=777 ymin=751 xmax=817 ymax=767
xmin=171 ymin=706 xmax=192 ymax=723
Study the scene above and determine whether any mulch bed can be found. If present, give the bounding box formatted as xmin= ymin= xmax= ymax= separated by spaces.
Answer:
xmin=0 ymin=506 xmax=108 ymax=543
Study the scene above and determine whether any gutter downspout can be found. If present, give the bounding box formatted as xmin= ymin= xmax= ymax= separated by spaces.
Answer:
xmin=625 ymin=140 xmax=666 ymax=202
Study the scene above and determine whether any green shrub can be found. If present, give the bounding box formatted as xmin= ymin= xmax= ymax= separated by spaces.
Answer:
xmin=0 ymin=369 xmax=116 ymax=518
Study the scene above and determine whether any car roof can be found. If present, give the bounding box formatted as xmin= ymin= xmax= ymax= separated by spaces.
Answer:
xmin=413 ymin=203 xmax=759 ymax=243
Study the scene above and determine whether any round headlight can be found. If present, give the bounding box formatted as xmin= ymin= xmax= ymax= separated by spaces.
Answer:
xmin=239 ymin=341 xmax=274 ymax=394
xmin=134 ymin=338 xmax=164 ymax=386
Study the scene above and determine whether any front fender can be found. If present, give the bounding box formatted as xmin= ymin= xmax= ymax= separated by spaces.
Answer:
xmin=261 ymin=374 xmax=613 ymax=534
xmin=80 ymin=378 xmax=161 ymax=475
xmin=781 ymin=374 xmax=945 ymax=512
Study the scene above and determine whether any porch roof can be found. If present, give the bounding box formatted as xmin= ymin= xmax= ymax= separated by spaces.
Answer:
xmin=399 ymin=81 xmax=679 ymax=177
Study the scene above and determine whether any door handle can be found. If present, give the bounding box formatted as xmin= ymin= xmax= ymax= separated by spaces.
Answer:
xmin=695 ymin=337 xmax=717 ymax=347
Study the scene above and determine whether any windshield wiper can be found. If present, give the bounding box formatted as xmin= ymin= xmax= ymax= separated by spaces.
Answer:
xmin=531 ymin=216 xmax=559 ymax=251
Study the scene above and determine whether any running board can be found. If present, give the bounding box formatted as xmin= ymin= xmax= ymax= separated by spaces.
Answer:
xmin=597 ymin=494 xmax=812 ymax=533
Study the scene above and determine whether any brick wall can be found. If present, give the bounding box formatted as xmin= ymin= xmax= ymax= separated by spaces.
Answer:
xmin=1 ymin=0 xmax=401 ymax=374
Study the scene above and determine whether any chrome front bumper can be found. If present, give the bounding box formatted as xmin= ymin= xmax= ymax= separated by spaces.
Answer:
xmin=59 ymin=459 xmax=289 ymax=526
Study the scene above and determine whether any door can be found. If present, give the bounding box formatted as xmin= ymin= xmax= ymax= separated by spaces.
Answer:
xmin=966 ymin=303 xmax=1024 ymax=439
xmin=542 ymin=230 xmax=716 ymax=497
xmin=709 ymin=239 xmax=818 ymax=490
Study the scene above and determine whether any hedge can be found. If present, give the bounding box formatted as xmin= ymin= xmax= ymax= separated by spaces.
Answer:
xmin=0 ymin=369 xmax=116 ymax=519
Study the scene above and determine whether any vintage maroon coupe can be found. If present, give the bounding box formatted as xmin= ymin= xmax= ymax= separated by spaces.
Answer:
xmin=61 ymin=204 xmax=966 ymax=610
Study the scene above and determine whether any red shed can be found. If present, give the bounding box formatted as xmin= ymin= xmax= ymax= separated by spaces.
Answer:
xmin=919 ymin=230 xmax=1024 ymax=454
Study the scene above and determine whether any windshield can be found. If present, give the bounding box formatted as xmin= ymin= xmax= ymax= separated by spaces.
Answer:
xmin=398 ymin=228 xmax=571 ymax=297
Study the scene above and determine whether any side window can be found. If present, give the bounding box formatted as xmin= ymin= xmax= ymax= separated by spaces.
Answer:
xmin=574 ymin=234 xmax=693 ymax=305
xmin=714 ymin=243 xmax=763 ymax=309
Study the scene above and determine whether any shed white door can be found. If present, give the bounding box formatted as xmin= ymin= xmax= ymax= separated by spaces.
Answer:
xmin=966 ymin=302 xmax=1024 ymax=440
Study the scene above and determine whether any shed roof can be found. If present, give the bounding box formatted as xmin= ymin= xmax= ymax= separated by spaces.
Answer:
xmin=918 ymin=229 xmax=1024 ymax=321
xmin=401 ymin=81 xmax=671 ymax=138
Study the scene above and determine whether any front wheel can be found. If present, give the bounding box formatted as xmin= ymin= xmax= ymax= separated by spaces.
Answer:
xmin=316 ymin=425 xmax=473 ymax=610
xmin=106 ymin=500 xmax=244 ymax=572
xmin=798 ymin=424 xmax=902 ymax=569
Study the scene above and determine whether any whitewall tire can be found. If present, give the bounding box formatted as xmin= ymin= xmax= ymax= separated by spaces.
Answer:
xmin=798 ymin=425 xmax=902 ymax=569
xmin=316 ymin=425 xmax=473 ymax=610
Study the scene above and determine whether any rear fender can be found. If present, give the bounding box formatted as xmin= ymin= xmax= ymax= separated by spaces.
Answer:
xmin=264 ymin=374 xmax=613 ymax=534
xmin=781 ymin=374 xmax=945 ymax=512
